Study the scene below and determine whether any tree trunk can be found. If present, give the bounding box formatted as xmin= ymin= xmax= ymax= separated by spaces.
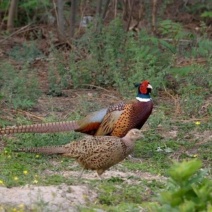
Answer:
xmin=126 ymin=0 xmax=136 ymax=32
xmin=57 ymin=0 xmax=65 ymax=40
xmin=152 ymin=0 xmax=157 ymax=35
xmin=70 ymin=0 xmax=77 ymax=38
xmin=102 ymin=0 xmax=110 ymax=20
xmin=7 ymin=0 xmax=19 ymax=31
xmin=96 ymin=0 xmax=103 ymax=18
xmin=95 ymin=0 xmax=103 ymax=32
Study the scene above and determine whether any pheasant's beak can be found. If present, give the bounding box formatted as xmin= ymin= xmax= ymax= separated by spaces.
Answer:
xmin=147 ymin=84 xmax=153 ymax=90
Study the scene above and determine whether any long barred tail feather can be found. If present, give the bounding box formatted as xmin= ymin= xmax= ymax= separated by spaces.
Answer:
xmin=0 ymin=121 xmax=79 ymax=135
xmin=15 ymin=146 xmax=68 ymax=154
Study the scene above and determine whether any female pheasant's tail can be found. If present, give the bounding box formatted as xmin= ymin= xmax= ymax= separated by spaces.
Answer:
xmin=15 ymin=145 xmax=69 ymax=154
xmin=0 ymin=121 xmax=79 ymax=135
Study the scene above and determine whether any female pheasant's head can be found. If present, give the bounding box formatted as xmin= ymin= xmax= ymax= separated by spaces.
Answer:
xmin=134 ymin=80 xmax=153 ymax=100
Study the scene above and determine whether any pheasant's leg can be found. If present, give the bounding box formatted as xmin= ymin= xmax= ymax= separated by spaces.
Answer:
xmin=78 ymin=168 xmax=85 ymax=179
xmin=97 ymin=174 xmax=103 ymax=181
xmin=96 ymin=169 xmax=105 ymax=180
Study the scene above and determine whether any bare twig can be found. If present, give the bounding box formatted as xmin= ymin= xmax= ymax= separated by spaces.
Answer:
xmin=172 ymin=117 xmax=211 ymax=123
xmin=80 ymin=84 xmax=116 ymax=93
xmin=6 ymin=109 xmax=45 ymax=121
xmin=162 ymin=38 xmax=194 ymax=43
xmin=0 ymin=23 xmax=33 ymax=43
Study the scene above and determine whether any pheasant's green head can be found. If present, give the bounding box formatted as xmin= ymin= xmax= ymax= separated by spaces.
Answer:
xmin=134 ymin=80 xmax=153 ymax=99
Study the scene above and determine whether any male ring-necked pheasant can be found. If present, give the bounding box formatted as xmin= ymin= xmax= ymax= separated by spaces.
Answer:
xmin=15 ymin=129 xmax=144 ymax=177
xmin=0 ymin=80 xmax=153 ymax=137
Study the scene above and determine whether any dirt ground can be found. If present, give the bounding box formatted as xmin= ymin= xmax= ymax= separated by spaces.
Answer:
xmin=0 ymin=169 xmax=166 ymax=211
xmin=0 ymin=184 xmax=96 ymax=211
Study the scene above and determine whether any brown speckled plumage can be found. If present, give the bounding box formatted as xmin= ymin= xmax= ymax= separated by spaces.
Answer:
xmin=0 ymin=80 xmax=153 ymax=138
xmin=16 ymin=129 xmax=144 ymax=176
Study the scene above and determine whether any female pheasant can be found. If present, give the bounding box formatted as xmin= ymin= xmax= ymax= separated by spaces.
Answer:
xmin=15 ymin=129 xmax=144 ymax=177
xmin=0 ymin=80 xmax=153 ymax=137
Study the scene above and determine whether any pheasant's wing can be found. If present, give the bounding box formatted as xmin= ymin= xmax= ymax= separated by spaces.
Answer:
xmin=110 ymin=103 xmax=134 ymax=137
xmin=75 ymin=108 xmax=108 ymax=135
xmin=63 ymin=136 xmax=95 ymax=157
xmin=79 ymin=138 xmax=123 ymax=170
xmin=94 ymin=111 xmax=123 ymax=136
xmin=95 ymin=102 xmax=126 ymax=136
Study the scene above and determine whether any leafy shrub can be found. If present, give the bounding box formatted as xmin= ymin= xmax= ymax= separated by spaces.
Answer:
xmin=191 ymin=38 xmax=212 ymax=58
xmin=47 ymin=50 xmax=72 ymax=96
xmin=155 ymin=159 xmax=212 ymax=211
xmin=0 ymin=0 xmax=52 ymax=27
xmin=19 ymin=0 xmax=52 ymax=26
xmin=159 ymin=20 xmax=185 ymax=40
xmin=9 ymin=42 xmax=43 ymax=63
xmin=98 ymin=182 xmax=145 ymax=205
xmin=173 ymin=64 xmax=211 ymax=118
xmin=69 ymin=18 xmax=172 ymax=97
xmin=0 ymin=63 xmax=40 ymax=109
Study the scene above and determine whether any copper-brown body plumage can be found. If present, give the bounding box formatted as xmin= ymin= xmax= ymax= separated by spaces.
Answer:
xmin=16 ymin=129 xmax=144 ymax=176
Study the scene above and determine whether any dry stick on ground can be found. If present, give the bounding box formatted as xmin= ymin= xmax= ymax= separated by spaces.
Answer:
xmin=0 ymin=24 xmax=34 ymax=43
xmin=15 ymin=110 xmax=45 ymax=121
xmin=1 ymin=109 xmax=45 ymax=125
xmin=173 ymin=117 xmax=211 ymax=123
xmin=81 ymin=84 xmax=118 ymax=93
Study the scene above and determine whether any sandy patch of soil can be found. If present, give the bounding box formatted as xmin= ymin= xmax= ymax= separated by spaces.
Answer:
xmin=0 ymin=184 xmax=97 ymax=211
xmin=61 ymin=169 xmax=166 ymax=183
xmin=0 ymin=168 xmax=165 ymax=211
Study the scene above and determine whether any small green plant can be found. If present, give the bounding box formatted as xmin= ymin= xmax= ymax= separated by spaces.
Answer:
xmin=158 ymin=20 xmax=188 ymax=41
xmin=9 ymin=42 xmax=43 ymax=63
xmin=201 ymin=11 xmax=212 ymax=19
xmin=0 ymin=63 xmax=41 ymax=109
xmin=155 ymin=159 xmax=212 ymax=211
xmin=191 ymin=38 xmax=212 ymax=58
xmin=97 ymin=181 xmax=147 ymax=206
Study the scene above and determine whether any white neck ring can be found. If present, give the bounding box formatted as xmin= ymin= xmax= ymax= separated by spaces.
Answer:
xmin=136 ymin=97 xmax=151 ymax=102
